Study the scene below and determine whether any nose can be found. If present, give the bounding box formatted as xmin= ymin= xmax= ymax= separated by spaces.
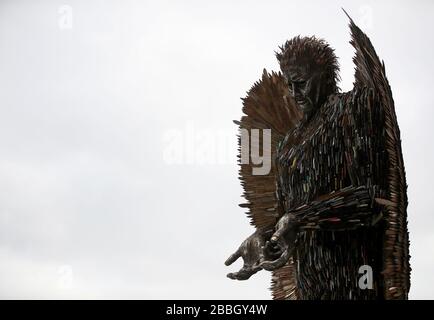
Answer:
xmin=291 ymin=84 xmax=303 ymax=102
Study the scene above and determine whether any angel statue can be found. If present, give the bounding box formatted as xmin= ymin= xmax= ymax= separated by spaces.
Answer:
xmin=225 ymin=11 xmax=410 ymax=300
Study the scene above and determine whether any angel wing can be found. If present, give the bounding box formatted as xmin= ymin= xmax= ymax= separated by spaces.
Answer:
xmin=345 ymin=10 xmax=410 ymax=299
xmin=235 ymin=69 xmax=302 ymax=299
xmin=235 ymin=69 xmax=302 ymax=228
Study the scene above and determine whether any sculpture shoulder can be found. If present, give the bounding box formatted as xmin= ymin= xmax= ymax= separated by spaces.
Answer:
xmin=276 ymin=88 xmax=383 ymax=160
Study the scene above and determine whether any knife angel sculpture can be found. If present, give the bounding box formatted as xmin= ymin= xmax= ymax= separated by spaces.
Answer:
xmin=225 ymin=12 xmax=410 ymax=300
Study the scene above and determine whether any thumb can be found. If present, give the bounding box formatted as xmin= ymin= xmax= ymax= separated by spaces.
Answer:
xmin=225 ymin=249 xmax=241 ymax=266
xmin=270 ymin=229 xmax=285 ymax=244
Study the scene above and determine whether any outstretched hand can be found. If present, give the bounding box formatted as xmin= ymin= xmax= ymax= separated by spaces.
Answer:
xmin=225 ymin=229 xmax=275 ymax=280
xmin=225 ymin=214 xmax=299 ymax=280
xmin=259 ymin=213 xmax=299 ymax=271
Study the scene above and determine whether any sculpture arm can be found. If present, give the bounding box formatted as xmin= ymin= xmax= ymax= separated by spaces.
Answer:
xmin=287 ymin=184 xmax=388 ymax=230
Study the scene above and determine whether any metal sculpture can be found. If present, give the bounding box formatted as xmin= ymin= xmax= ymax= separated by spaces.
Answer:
xmin=225 ymin=11 xmax=410 ymax=300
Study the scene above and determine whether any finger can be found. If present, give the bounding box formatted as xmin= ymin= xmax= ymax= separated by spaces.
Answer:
xmin=270 ymin=233 xmax=281 ymax=243
xmin=269 ymin=243 xmax=281 ymax=252
xmin=270 ymin=227 xmax=289 ymax=244
xmin=225 ymin=249 xmax=241 ymax=266
xmin=265 ymin=240 xmax=277 ymax=249
xmin=226 ymin=272 xmax=238 ymax=280
xmin=270 ymin=248 xmax=283 ymax=256
xmin=264 ymin=243 xmax=283 ymax=260
xmin=227 ymin=267 xmax=258 ymax=281
xmin=227 ymin=270 xmax=250 ymax=280
xmin=260 ymin=248 xmax=291 ymax=271
xmin=264 ymin=240 xmax=280 ymax=254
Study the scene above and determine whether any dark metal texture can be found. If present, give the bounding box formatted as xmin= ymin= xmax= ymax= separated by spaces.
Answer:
xmin=226 ymin=13 xmax=409 ymax=300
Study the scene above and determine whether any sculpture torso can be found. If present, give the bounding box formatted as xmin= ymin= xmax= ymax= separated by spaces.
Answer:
xmin=276 ymin=88 xmax=389 ymax=299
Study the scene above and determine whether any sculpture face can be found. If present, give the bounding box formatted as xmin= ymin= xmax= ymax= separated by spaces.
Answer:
xmin=286 ymin=65 xmax=323 ymax=120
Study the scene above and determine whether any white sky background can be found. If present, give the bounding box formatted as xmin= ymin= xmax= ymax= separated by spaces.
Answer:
xmin=0 ymin=0 xmax=433 ymax=299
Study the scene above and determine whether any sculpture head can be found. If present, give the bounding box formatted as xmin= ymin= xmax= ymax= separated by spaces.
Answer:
xmin=276 ymin=36 xmax=340 ymax=120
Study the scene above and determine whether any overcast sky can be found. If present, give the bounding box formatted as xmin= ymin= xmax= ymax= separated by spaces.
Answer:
xmin=0 ymin=0 xmax=433 ymax=299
